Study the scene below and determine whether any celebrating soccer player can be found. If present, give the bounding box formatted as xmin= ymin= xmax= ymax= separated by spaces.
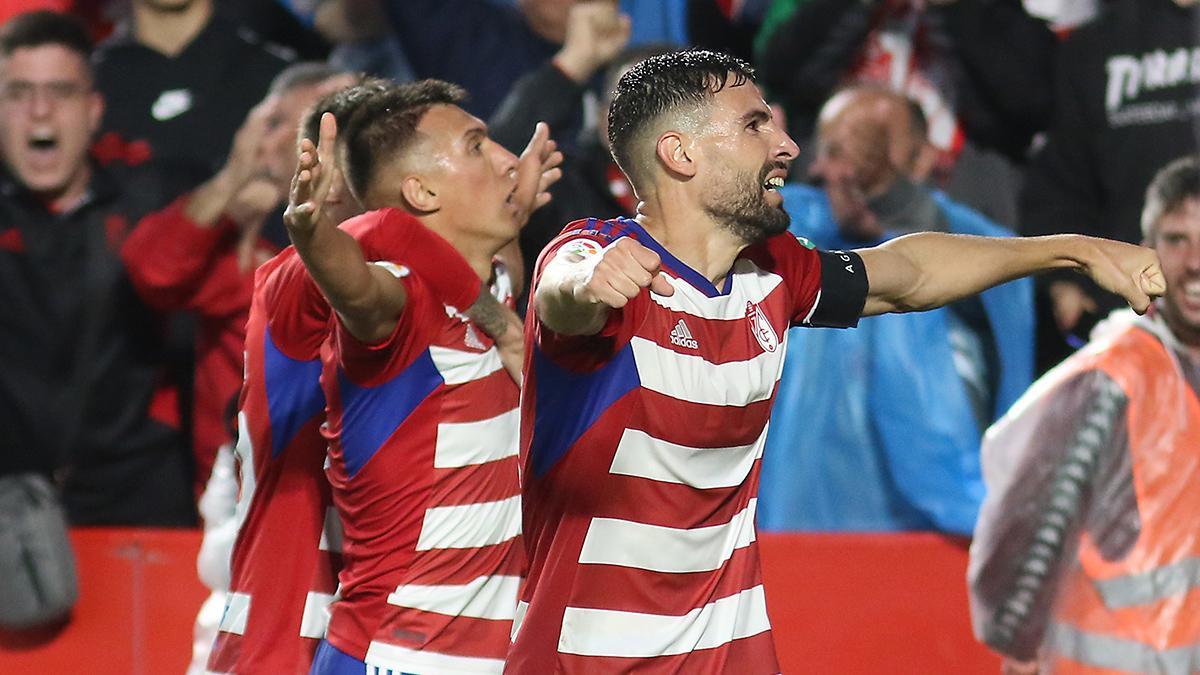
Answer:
xmin=285 ymin=81 xmax=560 ymax=675
xmin=511 ymin=50 xmax=1164 ymax=673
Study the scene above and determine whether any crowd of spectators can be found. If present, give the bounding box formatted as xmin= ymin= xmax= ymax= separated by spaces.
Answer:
xmin=1 ymin=0 xmax=1197 ymax=545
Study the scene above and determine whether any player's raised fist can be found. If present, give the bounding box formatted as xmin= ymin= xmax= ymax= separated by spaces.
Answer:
xmin=572 ymin=237 xmax=675 ymax=309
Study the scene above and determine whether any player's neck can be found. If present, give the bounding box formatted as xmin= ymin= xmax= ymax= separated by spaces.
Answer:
xmin=422 ymin=221 xmax=495 ymax=282
xmin=636 ymin=192 xmax=745 ymax=288
xmin=134 ymin=0 xmax=213 ymax=57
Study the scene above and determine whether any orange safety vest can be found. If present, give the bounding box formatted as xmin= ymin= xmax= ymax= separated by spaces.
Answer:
xmin=1042 ymin=322 xmax=1200 ymax=674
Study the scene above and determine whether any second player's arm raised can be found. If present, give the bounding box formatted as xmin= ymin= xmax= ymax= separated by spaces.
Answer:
xmin=857 ymin=232 xmax=1165 ymax=317
xmin=284 ymin=112 xmax=409 ymax=345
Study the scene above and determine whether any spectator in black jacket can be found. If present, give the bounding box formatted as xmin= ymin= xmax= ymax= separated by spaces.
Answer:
xmin=1022 ymin=0 xmax=1200 ymax=367
xmin=93 ymin=0 xmax=293 ymax=179
xmin=0 ymin=11 xmax=194 ymax=526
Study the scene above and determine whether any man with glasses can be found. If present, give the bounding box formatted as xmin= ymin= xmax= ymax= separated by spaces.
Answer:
xmin=0 ymin=10 xmax=194 ymax=526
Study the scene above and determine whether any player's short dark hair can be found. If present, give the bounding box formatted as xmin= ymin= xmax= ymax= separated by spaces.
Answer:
xmin=299 ymin=76 xmax=391 ymax=147
xmin=1143 ymin=155 xmax=1200 ymax=239
xmin=602 ymin=43 xmax=677 ymax=103
xmin=341 ymin=79 xmax=466 ymax=205
xmin=0 ymin=11 xmax=92 ymax=62
xmin=607 ymin=49 xmax=754 ymax=185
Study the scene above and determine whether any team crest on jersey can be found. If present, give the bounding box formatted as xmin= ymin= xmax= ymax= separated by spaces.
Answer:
xmin=746 ymin=301 xmax=778 ymax=353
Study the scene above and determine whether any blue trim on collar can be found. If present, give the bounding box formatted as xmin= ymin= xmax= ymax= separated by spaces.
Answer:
xmin=614 ymin=217 xmax=732 ymax=298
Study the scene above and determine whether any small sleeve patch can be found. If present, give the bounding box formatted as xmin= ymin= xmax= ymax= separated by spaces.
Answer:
xmin=370 ymin=260 xmax=410 ymax=278
xmin=559 ymin=238 xmax=604 ymax=263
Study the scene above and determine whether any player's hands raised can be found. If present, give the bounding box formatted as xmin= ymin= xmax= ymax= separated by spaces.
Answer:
xmin=511 ymin=122 xmax=564 ymax=227
xmin=1075 ymin=237 xmax=1165 ymax=314
xmin=572 ymin=238 xmax=675 ymax=308
xmin=284 ymin=112 xmax=340 ymax=238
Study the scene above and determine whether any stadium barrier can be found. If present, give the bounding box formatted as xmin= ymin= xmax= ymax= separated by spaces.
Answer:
xmin=0 ymin=529 xmax=999 ymax=673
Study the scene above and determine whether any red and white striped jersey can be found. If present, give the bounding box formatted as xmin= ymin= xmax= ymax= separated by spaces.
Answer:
xmin=208 ymin=208 xmax=487 ymax=674
xmin=322 ymin=259 xmax=523 ymax=673
xmin=510 ymin=217 xmax=867 ymax=673
xmin=206 ymin=247 xmax=340 ymax=675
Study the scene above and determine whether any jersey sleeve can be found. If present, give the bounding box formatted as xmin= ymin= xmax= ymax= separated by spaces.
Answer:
xmin=356 ymin=208 xmax=482 ymax=313
xmin=331 ymin=267 xmax=443 ymax=386
xmin=259 ymin=249 xmax=332 ymax=360
xmin=530 ymin=222 xmax=651 ymax=372
xmin=763 ymin=233 xmax=868 ymax=328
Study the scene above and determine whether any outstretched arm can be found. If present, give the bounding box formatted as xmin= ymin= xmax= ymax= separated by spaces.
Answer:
xmin=858 ymin=233 xmax=1164 ymax=317
xmin=283 ymin=112 xmax=408 ymax=345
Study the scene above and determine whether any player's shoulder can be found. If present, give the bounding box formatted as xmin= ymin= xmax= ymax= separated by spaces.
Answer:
xmin=554 ymin=216 xmax=638 ymax=246
xmin=343 ymin=207 xmax=408 ymax=239
xmin=539 ymin=216 xmax=638 ymax=265
xmin=739 ymin=231 xmax=820 ymax=272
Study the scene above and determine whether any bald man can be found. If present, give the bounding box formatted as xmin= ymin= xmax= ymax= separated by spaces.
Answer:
xmin=758 ymin=86 xmax=1036 ymax=535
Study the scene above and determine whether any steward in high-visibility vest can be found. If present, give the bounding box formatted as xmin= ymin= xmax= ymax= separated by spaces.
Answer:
xmin=969 ymin=311 xmax=1200 ymax=674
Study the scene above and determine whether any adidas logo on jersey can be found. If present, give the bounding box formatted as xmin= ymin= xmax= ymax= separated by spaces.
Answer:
xmin=669 ymin=319 xmax=699 ymax=349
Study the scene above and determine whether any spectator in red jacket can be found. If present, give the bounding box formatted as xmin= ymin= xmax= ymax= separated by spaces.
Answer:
xmin=120 ymin=62 xmax=356 ymax=488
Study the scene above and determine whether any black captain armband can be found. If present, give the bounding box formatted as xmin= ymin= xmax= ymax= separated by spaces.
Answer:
xmin=807 ymin=249 xmax=869 ymax=329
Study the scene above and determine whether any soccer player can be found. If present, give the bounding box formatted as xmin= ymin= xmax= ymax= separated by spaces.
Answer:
xmin=286 ymin=81 xmax=559 ymax=675
xmin=206 ymin=82 xmax=538 ymax=674
xmin=511 ymin=50 xmax=1165 ymax=673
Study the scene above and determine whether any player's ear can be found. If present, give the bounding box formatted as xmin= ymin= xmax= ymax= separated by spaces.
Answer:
xmin=401 ymin=174 xmax=439 ymax=213
xmin=656 ymin=131 xmax=696 ymax=179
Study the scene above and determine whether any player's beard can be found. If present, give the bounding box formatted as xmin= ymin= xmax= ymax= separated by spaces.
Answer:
xmin=704 ymin=161 xmax=790 ymax=245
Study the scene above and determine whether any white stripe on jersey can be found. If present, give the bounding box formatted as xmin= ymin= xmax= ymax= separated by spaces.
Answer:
xmin=299 ymin=591 xmax=336 ymax=639
xmin=557 ymin=585 xmax=772 ymax=658
xmin=429 ymin=344 xmax=504 ymax=385
xmin=511 ymin=600 xmax=530 ymax=641
xmin=318 ymin=506 xmax=343 ymax=553
xmin=608 ymin=425 xmax=767 ymax=489
xmin=434 ymin=409 xmax=520 ymax=469
xmin=630 ymin=335 xmax=786 ymax=407
xmin=365 ymin=641 xmax=506 ymax=674
xmin=230 ymin=412 xmax=256 ymax=537
xmin=415 ymin=495 xmax=522 ymax=551
xmin=577 ymin=499 xmax=757 ymax=573
xmin=387 ymin=574 xmax=521 ymax=620
xmin=218 ymin=591 xmax=251 ymax=635
xmin=649 ymin=261 xmax=785 ymax=320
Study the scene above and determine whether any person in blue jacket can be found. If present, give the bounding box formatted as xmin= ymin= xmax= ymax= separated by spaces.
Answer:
xmin=758 ymin=86 xmax=1034 ymax=536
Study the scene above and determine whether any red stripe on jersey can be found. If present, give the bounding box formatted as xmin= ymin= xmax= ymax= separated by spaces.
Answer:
xmin=430 ymin=456 xmax=521 ymax=507
xmin=636 ymin=391 xmax=775 ymax=448
xmin=564 ymin=542 xmax=764 ymax=615
xmin=376 ymin=611 xmax=513 ymax=660
xmin=438 ymin=369 xmax=519 ymax=423
xmin=554 ymin=628 xmax=780 ymax=675
xmin=207 ymin=631 xmax=241 ymax=674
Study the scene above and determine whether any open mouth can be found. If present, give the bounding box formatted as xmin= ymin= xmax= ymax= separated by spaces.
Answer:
xmin=761 ymin=161 xmax=789 ymax=193
xmin=1184 ymin=280 xmax=1200 ymax=303
xmin=29 ymin=129 xmax=57 ymax=150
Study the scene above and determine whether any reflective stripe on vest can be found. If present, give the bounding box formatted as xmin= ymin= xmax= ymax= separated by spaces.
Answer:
xmin=1051 ymin=623 xmax=1200 ymax=674
xmin=1094 ymin=556 xmax=1200 ymax=610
